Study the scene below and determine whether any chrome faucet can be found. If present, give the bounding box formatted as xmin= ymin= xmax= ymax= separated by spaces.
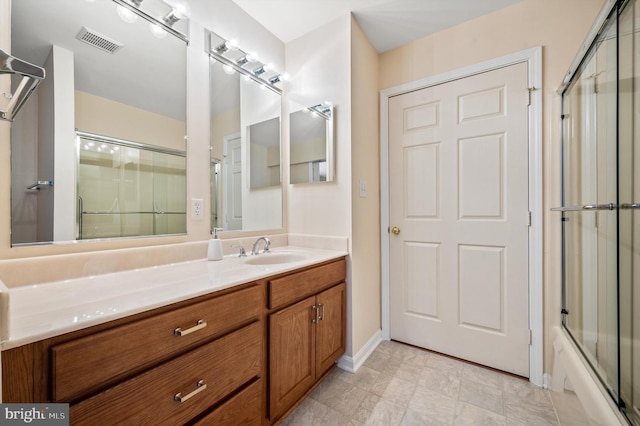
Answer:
xmin=231 ymin=244 xmax=247 ymax=257
xmin=251 ymin=237 xmax=271 ymax=255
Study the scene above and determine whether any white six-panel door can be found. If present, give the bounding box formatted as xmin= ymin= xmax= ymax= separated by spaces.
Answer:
xmin=224 ymin=136 xmax=243 ymax=231
xmin=389 ymin=62 xmax=530 ymax=376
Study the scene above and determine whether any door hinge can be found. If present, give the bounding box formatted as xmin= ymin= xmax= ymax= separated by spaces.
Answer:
xmin=527 ymin=86 xmax=537 ymax=106
xmin=528 ymin=211 xmax=532 ymax=227
xmin=528 ymin=329 xmax=532 ymax=345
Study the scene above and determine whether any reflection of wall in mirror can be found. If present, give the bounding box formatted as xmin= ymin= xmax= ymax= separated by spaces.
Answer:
xmin=290 ymin=136 xmax=326 ymax=184
xmin=76 ymin=91 xmax=185 ymax=151
xmin=240 ymin=78 xmax=282 ymax=231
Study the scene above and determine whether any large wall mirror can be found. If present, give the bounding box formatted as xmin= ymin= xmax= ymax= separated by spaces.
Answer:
xmin=208 ymin=30 xmax=282 ymax=233
xmin=9 ymin=0 xmax=188 ymax=246
xmin=289 ymin=103 xmax=334 ymax=184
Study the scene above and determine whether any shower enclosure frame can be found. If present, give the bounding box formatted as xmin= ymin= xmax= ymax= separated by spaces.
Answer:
xmin=557 ymin=0 xmax=639 ymax=423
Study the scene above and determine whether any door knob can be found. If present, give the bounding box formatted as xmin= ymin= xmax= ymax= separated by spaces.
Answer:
xmin=391 ymin=226 xmax=400 ymax=235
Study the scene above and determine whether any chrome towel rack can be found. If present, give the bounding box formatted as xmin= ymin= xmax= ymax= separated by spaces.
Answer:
xmin=0 ymin=48 xmax=45 ymax=122
xmin=551 ymin=203 xmax=640 ymax=211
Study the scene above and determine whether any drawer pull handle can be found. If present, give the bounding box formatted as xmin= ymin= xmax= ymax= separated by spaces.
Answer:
xmin=311 ymin=305 xmax=318 ymax=324
xmin=174 ymin=320 xmax=207 ymax=336
xmin=318 ymin=303 xmax=325 ymax=321
xmin=174 ymin=380 xmax=207 ymax=403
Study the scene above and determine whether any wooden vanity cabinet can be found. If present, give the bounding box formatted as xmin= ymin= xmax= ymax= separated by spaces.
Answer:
xmin=2 ymin=282 xmax=265 ymax=425
xmin=267 ymin=259 xmax=347 ymax=422
xmin=2 ymin=256 xmax=347 ymax=425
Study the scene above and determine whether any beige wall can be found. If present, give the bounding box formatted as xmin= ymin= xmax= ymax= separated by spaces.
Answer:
xmin=211 ymin=108 xmax=240 ymax=160
xmin=75 ymin=91 xmax=186 ymax=151
xmin=351 ymin=17 xmax=382 ymax=356
xmin=379 ymin=0 xmax=607 ymax=373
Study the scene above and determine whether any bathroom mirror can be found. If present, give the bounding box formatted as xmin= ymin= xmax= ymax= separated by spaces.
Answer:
xmin=289 ymin=103 xmax=334 ymax=184
xmin=9 ymin=0 xmax=188 ymax=245
xmin=209 ymin=30 xmax=283 ymax=232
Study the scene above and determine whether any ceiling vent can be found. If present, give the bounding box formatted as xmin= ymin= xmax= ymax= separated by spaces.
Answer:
xmin=76 ymin=27 xmax=123 ymax=54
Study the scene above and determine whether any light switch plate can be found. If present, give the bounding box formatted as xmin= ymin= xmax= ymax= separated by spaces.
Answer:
xmin=359 ymin=180 xmax=367 ymax=198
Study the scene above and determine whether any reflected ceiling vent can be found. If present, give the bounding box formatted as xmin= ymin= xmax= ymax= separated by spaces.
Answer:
xmin=76 ymin=27 xmax=123 ymax=54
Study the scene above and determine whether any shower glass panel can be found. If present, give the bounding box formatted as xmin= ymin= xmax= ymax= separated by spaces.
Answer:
xmin=560 ymin=1 xmax=640 ymax=423
xmin=77 ymin=134 xmax=186 ymax=239
xmin=619 ymin=1 xmax=640 ymax=423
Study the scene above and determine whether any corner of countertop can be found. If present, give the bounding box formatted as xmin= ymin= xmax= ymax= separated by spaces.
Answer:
xmin=0 ymin=279 xmax=10 ymax=343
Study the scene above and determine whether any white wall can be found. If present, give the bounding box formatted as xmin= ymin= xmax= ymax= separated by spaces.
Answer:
xmin=286 ymin=17 xmax=352 ymax=238
xmin=51 ymin=46 xmax=76 ymax=242
xmin=286 ymin=16 xmax=354 ymax=355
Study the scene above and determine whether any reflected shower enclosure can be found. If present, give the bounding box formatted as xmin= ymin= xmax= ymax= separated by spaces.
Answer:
xmin=77 ymin=133 xmax=186 ymax=240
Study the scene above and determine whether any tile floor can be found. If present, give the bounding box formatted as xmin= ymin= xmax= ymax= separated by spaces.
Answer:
xmin=281 ymin=340 xmax=588 ymax=425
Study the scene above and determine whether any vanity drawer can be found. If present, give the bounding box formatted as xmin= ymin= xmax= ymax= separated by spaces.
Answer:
xmin=69 ymin=321 xmax=263 ymax=426
xmin=269 ymin=258 xmax=346 ymax=310
xmin=193 ymin=379 xmax=263 ymax=425
xmin=52 ymin=284 xmax=262 ymax=402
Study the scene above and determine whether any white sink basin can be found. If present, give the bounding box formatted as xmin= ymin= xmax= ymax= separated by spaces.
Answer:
xmin=244 ymin=253 xmax=306 ymax=265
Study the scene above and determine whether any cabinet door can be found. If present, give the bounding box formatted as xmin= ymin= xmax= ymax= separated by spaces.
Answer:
xmin=316 ymin=282 xmax=346 ymax=376
xmin=269 ymin=295 xmax=316 ymax=420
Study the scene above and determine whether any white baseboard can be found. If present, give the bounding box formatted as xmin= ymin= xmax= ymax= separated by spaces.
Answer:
xmin=337 ymin=329 xmax=384 ymax=373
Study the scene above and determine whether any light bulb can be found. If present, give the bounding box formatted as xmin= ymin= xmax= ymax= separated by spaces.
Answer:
xmin=223 ymin=64 xmax=235 ymax=75
xmin=150 ymin=22 xmax=168 ymax=38
xmin=225 ymin=39 xmax=239 ymax=51
xmin=116 ymin=4 xmax=138 ymax=23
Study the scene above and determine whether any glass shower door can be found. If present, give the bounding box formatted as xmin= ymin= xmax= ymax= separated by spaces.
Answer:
xmin=561 ymin=1 xmax=640 ymax=423
xmin=560 ymin=3 xmax=619 ymax=403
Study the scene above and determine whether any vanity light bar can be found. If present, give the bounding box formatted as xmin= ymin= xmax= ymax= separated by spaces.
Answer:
xmin=111 ymin=0 xmax=189 ymax=43
xmin=207 ymin=31 xmax=283 ymax=95
xmin=307 ymin=103 xmax=332 ymax=120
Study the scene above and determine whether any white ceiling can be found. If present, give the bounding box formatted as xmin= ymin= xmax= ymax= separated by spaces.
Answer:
xmin=231 ymin=0 xmax=524 ymax=53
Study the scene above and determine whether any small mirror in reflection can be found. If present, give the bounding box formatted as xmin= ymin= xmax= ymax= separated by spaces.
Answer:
xmin=289 ymin=104 xmax=333 ymax=184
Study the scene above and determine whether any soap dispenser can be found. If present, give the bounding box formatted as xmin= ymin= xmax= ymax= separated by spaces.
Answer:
xmin=207 ymin=228 xmax=224 ymax=261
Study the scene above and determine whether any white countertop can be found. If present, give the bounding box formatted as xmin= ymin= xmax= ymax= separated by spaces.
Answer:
xmin=0 ymin=246 xmax=347 ymax=350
